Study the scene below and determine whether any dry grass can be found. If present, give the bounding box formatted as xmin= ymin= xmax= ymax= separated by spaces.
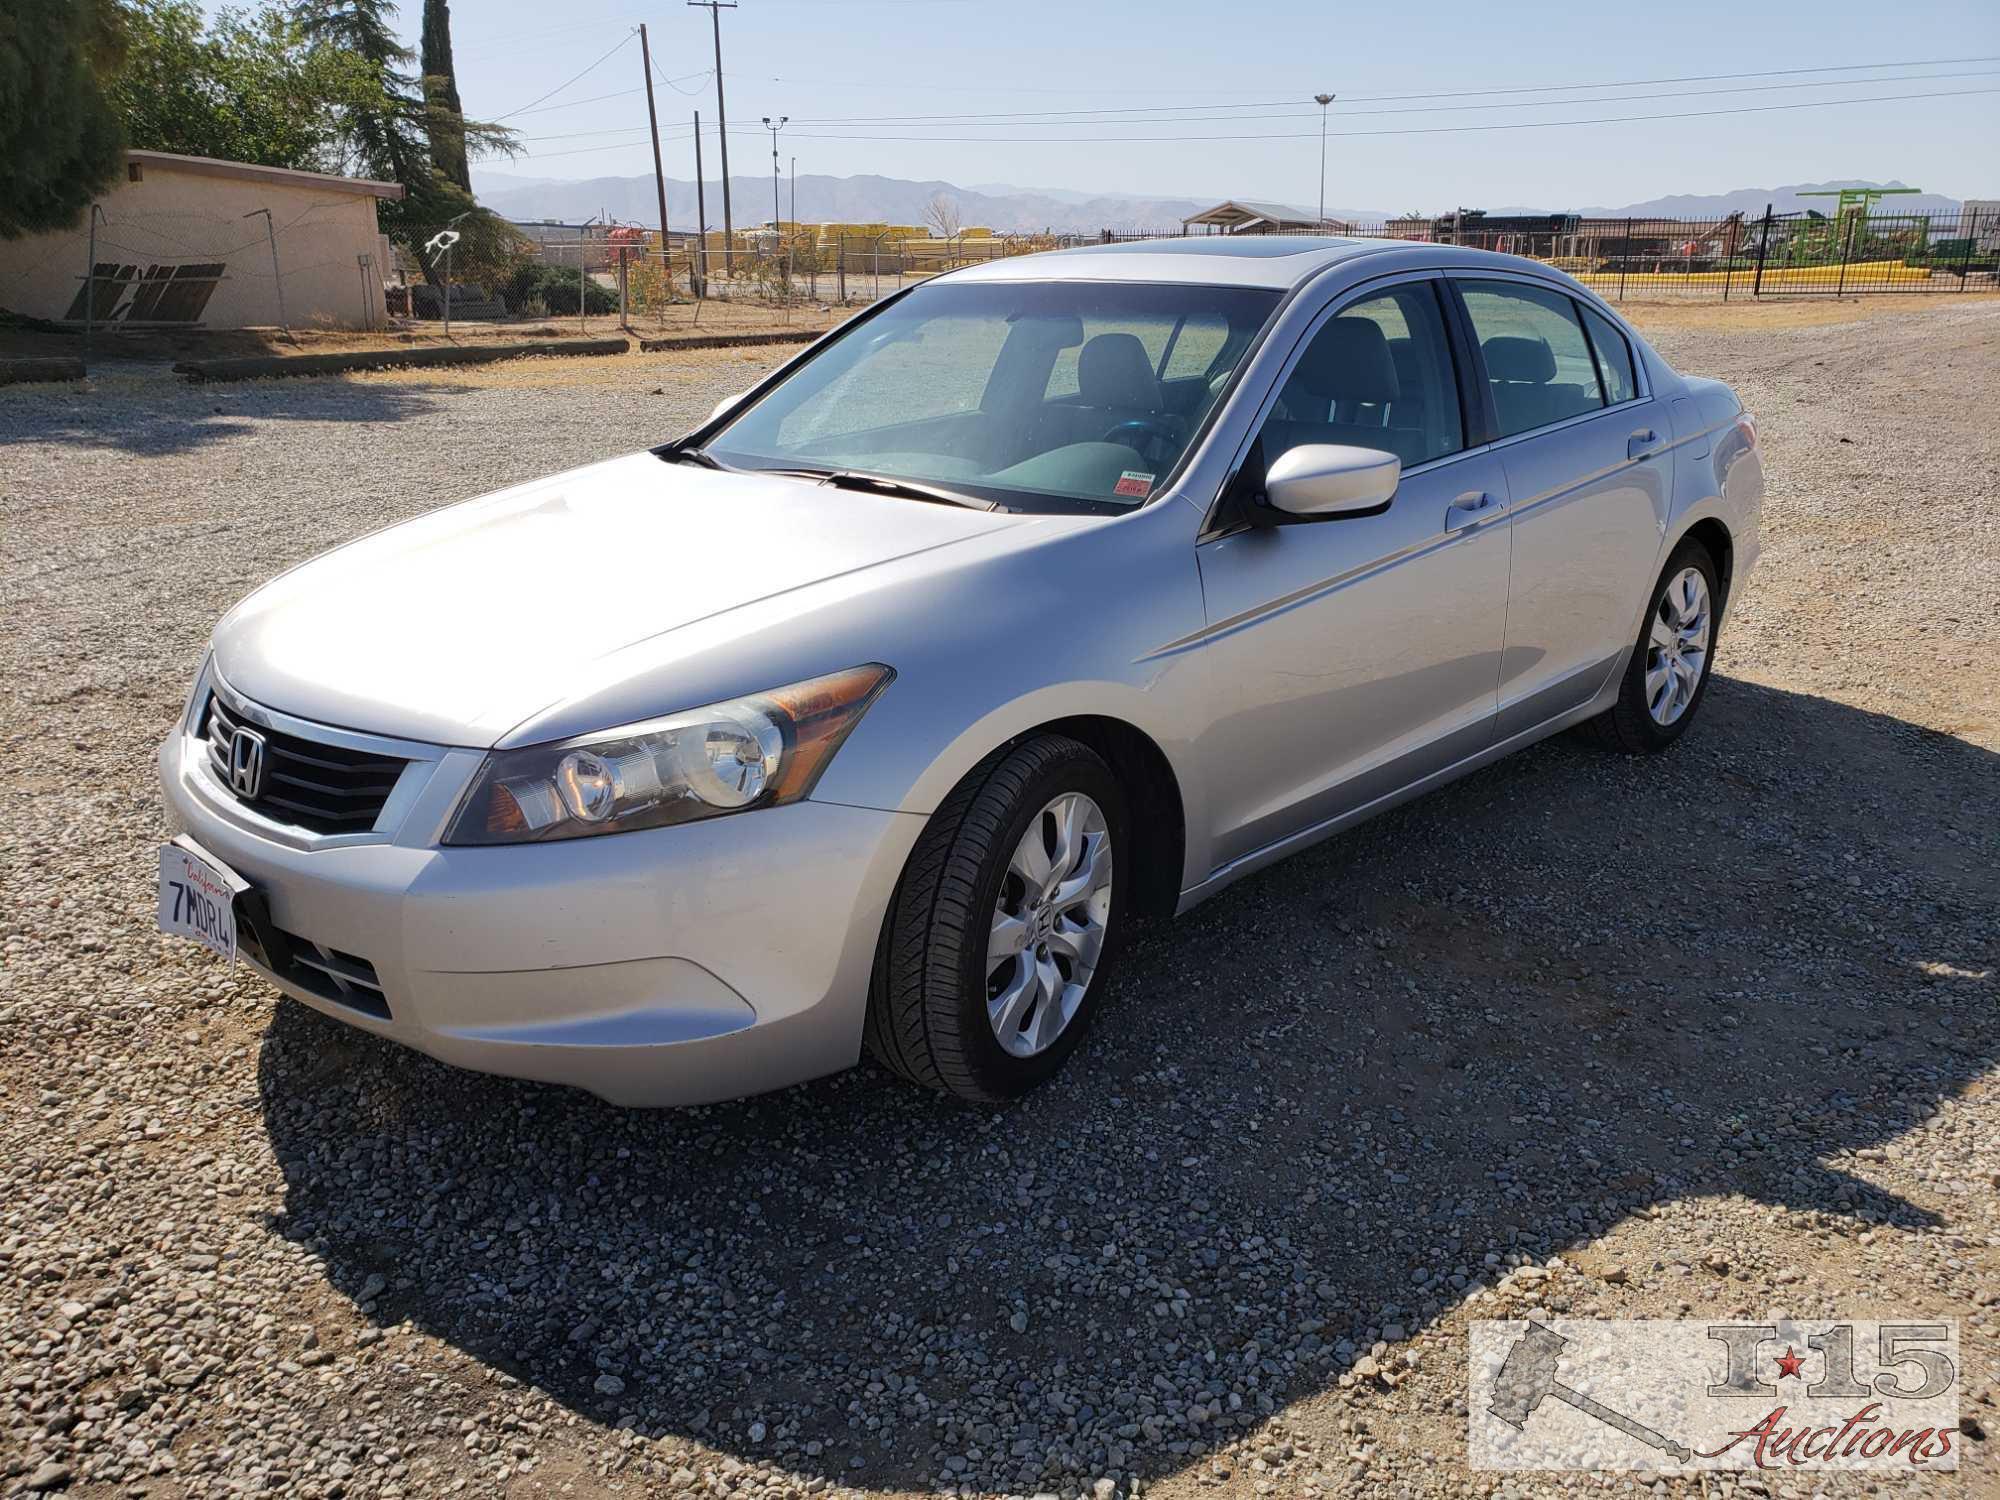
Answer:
xmin=1620 ymin=293 xmax=1996 ymax=334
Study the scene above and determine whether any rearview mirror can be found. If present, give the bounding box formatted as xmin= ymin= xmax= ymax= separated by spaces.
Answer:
xmin=710 ymin=389 xmax=751 ymax=422
xmin=1265 ymin=444 xmax=1400 ymax=519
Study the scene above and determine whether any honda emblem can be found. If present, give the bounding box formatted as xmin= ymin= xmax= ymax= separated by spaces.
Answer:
xmin=228 ymin=727 xmax=267 ymax=800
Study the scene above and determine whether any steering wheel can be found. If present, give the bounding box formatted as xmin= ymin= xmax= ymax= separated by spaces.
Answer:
xmin=1099 ymin=415 xmax=1187 ymax=465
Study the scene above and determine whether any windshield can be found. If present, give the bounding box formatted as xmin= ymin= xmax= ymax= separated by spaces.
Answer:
xmin=701 ymin=279 xmax=1283 ymax=514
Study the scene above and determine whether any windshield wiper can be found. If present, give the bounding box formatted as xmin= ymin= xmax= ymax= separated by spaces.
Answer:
xmin=659 ymin=444 xmax=723 ymax=469
xmin=813 ymin=469 xmax=994 ymax=511
xmin=701 ymin=460 xmax=995 ymax=511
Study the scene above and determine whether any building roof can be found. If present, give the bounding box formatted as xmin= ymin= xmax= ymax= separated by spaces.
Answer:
xmin=126 ymin=150 xmax=405 ymax=201
xmin=1182 ymin=199 xmax=1324 ymax=231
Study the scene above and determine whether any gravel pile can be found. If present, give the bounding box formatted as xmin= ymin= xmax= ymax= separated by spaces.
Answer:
xmin=1 ymin=304 xmax=1995 ymax=1500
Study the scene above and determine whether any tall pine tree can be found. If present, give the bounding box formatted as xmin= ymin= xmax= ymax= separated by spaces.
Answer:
xmin=420 ymin=0 xmax=469 ymax=193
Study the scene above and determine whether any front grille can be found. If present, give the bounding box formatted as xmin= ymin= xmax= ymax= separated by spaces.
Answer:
xmin=267 ymin=926 xmax=391 ymax=1020
xmin=201 ymin=693 xmax=408 ymax=835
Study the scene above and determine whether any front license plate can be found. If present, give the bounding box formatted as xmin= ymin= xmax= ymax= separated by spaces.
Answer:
xmin=157 ymin=838 xmax=244 ymax=962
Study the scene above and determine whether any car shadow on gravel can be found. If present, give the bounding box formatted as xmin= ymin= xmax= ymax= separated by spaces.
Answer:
xmin=0 ymin=378 xmax=460 ymax=456
xmin=251 ymin=675 xmax=1997 ymax=1494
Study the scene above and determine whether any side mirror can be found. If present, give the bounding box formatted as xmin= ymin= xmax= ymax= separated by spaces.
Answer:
xmin=710 ymin=389 xmax=751 ymax=422
xmin=1265 ymin=444 xmax=1400 ymax=519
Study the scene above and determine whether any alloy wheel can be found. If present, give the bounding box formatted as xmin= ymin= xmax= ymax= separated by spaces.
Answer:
xmin=1645 ymin=566 xmax=1712 ymax=726
xmin=985 ymin=791 xmax=1114 ymax=1058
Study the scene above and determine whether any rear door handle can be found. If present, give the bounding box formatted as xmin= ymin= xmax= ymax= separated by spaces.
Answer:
xmin=1628 ymin=429 xmax=1663 ymax=460
xmin=1445 ymin=491 xmax=1500 ymax=532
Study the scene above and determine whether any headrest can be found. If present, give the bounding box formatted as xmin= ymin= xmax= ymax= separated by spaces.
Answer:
xmin=1483 ymin=335 xmax=1556 ymax=384
xmin=1292 ymin=317 xmax=1400 ymax=403
xmin=1077 ymin=332 xmax=1160 ymax=411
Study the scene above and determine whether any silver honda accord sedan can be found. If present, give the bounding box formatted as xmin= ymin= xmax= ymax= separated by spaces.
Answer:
xmin=157 ymin=235 xmax=1762 ymax=1105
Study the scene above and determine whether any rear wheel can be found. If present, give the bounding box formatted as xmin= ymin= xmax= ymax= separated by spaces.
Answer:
xmin=864 ymin=734 xmax=1126 ymax=1103
xmin=1580 ymin=539 xmax=1721 ymax=754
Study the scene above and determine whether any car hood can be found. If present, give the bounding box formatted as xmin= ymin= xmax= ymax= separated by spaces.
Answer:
xmin=212 ymin=452 xmax=1028 ymax=746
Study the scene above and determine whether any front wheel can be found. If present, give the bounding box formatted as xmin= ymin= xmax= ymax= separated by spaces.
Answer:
xmin=1579 ymin=539 xmax=1722 ymax=754
xmin=864 ymin=734 xmax=1126 ymax=1103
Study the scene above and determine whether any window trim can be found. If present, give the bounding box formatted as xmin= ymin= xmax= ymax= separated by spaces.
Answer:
xmin=1440 ymin=268 xmax=1658 ymax=449
xmin=1201 ymin=270 xmax=1479 ymax=538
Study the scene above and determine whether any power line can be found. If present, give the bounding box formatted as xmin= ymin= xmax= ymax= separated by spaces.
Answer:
xmin=651 ymin=57 xmax=716 ymax=96
xmin=493 ymin=31 xmax=637 ymax=121
xmin=764 ymin=53 xmax=2000 ymax=123
xmin=503 ymin=85 xmax=648 ymax=119
xmin=773 ymin=70 xmax=2000 ymax=132
xmin=760 ymin=86 xmax=2000 ymax=144
xmin=509 ymin=83 xmax=1995 ymax=158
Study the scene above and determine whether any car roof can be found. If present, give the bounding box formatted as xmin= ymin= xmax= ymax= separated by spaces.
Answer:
xmin=943 ymin=236 xmax=1583 ymax=293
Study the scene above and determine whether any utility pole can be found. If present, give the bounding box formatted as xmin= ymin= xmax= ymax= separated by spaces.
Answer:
xmin=789 ymin=154 xmax=795 ymax=228
xmin=638 ymin=24 xmax=672 ymax=293
xmin=762 ymin=116 xmax=787 ymax=237
xmin=693 ymin=110 xmax=708 ymax=297
xmin=688 ymin=0 xmax=737 ymax=274
xmin=1314 ymin=93 xmax=1335 ymax=229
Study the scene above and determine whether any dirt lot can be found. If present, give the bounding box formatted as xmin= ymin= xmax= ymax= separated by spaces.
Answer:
xmin=0 ymin=299 xmax=1994 ymax=1500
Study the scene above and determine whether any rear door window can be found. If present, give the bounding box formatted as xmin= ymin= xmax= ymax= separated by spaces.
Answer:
xmin=1458 ymin=280 xmax=1608 ymax=437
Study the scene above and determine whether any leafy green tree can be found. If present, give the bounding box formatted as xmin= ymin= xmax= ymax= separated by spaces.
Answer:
xmin=0 ymin=0 xmax=127 ymax=238
xmin=108 ymin=2 xmax=373 ymax=172
xmin=293 ymin=0 xmax=520 ymax=284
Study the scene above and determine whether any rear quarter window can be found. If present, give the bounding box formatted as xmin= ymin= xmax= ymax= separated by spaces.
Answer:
xmin=1579 ymin=304 xmax=1639 ymax=405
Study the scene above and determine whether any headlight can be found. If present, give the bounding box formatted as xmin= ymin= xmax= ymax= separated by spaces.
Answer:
xmin=444 ymin=664 xmax=893 ymax=845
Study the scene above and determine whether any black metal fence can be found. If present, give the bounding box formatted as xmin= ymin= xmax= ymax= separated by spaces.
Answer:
xmin=1157 ymin=207 xmax=1999 ymax=302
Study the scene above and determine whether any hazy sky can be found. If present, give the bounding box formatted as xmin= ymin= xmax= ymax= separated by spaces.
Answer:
xmin=391 ymin=0 xmax=1997 ymax=209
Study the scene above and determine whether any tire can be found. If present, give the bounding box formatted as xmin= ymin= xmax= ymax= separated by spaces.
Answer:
xmin=864 ymin=734 xmax=1128 ymax=1103
xmin=1579 ymin=538 xmax=1723 ymax=754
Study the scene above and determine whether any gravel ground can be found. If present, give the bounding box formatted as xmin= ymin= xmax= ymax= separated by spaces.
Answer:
xmin=1 ymin=300 xmax=1995 ymax=1500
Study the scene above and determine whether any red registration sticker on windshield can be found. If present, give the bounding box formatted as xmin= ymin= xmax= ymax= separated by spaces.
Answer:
xmin=1114 ymin=470 xmax=1154 ymax=498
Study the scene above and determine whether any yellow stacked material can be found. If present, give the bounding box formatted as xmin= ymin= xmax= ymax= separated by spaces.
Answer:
xmin=961 ymin=226 xmax=993 ymax=238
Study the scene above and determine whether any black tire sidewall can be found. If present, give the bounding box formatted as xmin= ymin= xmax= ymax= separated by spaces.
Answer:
xmin=948 ymin=745 xmax=1130 ymax=1098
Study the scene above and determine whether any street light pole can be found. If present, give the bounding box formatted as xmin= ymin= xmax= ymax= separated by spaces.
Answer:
xmin=1314 ymin=93 xmax=1335 ymax=229
xmin=762 ymin=116 xmax=788 ymax=239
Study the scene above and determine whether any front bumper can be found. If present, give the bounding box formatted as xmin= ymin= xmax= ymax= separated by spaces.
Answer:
xmin=158 ymin=708 xmax=924 ymax=1106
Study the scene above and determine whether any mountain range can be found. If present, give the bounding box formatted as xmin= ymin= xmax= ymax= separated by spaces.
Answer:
xmin=469 ymin=170 xmax=1969 ymax=234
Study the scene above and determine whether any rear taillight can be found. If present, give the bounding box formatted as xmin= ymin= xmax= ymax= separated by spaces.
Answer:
xmin=1736 ymin=411 xmax=1758 ymax=448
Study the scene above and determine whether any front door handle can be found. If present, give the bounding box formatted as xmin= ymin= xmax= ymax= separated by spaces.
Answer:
xmin=1628 ymin=429 xmax=1662 ymax=460
xmin=1445 ymin=491 xmax=1500 ymax=532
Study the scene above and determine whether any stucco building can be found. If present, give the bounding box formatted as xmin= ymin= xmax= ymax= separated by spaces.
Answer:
xmin=0 ymin=151 xmax=403 ymax=332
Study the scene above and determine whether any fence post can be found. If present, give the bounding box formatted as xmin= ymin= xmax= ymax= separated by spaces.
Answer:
xmin=1834 ymin=213 xmax=1856 ymax=299
xmin=82 ymin=204 xmax=99 ymax=367
xmin=1722 ymin=217 xmax=1734 ymax=303
xmin=244 ymin=207 xmax=294 ymax=344
xmin=1960 ymin=210 xmax=1979 ymax=290
xmin=1618 ymin=218 xmax=1631 ymax=302
xmin=1752 ymin=204 xmax=1773 ymax=298
xmin=579 ymin=245 xmax=588 ymax=331
xmin=617 ymin=245 xmax=629 ymax=327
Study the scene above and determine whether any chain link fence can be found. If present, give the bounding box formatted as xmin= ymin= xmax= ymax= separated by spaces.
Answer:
xmin=383 ymin=224 xmax=1077 ymax=336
